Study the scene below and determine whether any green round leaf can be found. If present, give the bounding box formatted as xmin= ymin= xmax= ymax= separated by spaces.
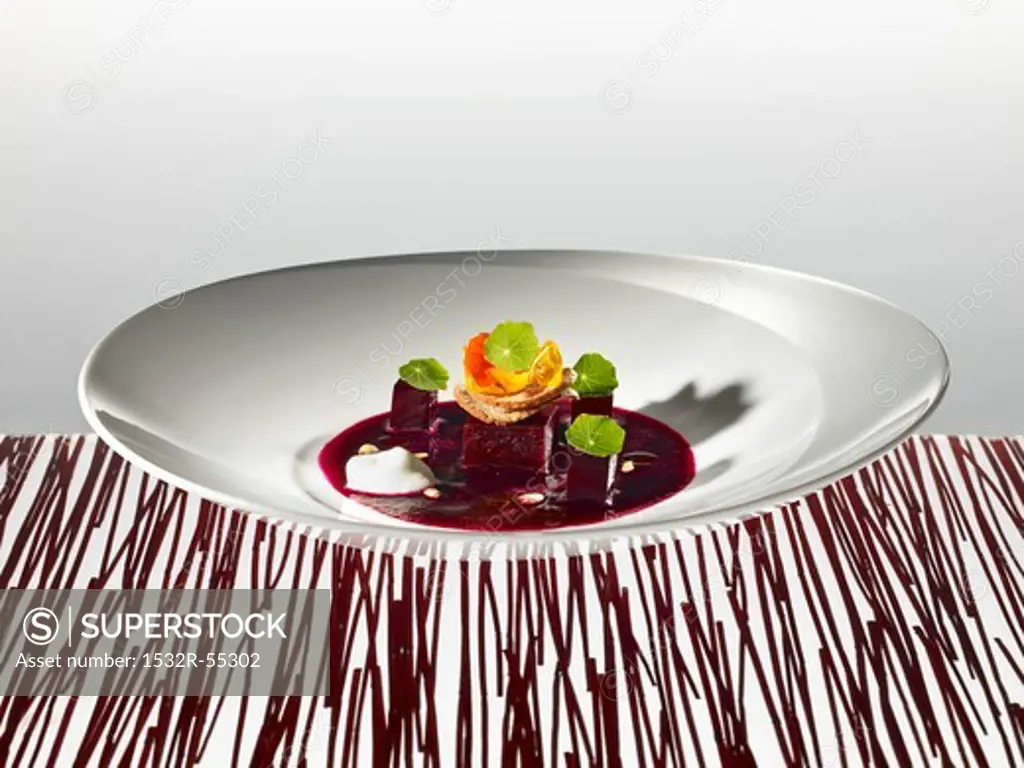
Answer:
xmin=398 ymin=358 xmax=449 ymax=391
xmin=572 ymin=353 xmax=618 ymax=397
xmin=484 ymin=321 xmax=540 ymax=371
xmin=565 ymin=414 xmax=626 ymax=457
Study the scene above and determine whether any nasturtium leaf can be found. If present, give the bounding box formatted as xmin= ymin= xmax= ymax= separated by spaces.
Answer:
xmin=565 ymin=414 xmax=626 ymax=458
xmin=572 ymin=353 xmax=618 ymax=397
xmin=398 ymin=358 xmax=449 ymax=391
xmin=484 ymin=321 xmax=540 ymax=372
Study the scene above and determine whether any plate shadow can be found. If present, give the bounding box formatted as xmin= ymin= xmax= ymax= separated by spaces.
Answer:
xmin=638 ymin=381 xmax=754 ymax=447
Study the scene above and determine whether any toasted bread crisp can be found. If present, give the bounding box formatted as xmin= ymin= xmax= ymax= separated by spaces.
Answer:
xmin=455 ymin=368 xmax=575 ymax=424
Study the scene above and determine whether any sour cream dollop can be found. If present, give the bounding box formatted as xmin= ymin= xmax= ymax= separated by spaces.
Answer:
xmin=344 ymin=447 xmax=436 ymax=495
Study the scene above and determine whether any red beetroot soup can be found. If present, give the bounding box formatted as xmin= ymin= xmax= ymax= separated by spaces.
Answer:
xmin=319 ymin=400 xmax=695 ymax=532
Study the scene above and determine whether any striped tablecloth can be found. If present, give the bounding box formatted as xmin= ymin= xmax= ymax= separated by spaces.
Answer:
xmin=1 ymin=434 xmax=1023 ymax=767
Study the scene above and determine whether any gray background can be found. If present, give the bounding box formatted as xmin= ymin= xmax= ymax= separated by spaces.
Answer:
xmin=1 ymin=0 xmax=1021 ymax=435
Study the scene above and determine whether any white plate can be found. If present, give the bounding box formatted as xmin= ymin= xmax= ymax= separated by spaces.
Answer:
xmin=79 ymin=251 xmax=948 ymax=545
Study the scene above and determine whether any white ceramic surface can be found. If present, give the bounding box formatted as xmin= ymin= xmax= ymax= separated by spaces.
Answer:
xmin=79 ymin=250 xmax=949 ymax=544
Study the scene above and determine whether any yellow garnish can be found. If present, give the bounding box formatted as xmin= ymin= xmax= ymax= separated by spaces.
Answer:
xmin=490 ymin=368 xmax=531 ymax=394
xmin=529 ymin=341 xmax=563 ymax=389
xmin=463 ymin=333 xmax=561 ymax=395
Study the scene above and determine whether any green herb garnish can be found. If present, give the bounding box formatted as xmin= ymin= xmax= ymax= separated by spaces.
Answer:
xmin=484 ymin=321 xmax=540 ymax=371
xmin=398 ymin=358 xmax=449 ymax=391
xmin=572 ymin=353 xmax=618 ymax=397
xmin=565 ymin=414 xmax=626 ymax=458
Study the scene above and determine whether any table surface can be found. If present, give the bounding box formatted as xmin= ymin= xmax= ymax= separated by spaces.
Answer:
xmin=2 ymin=434 xmax=1024 ymax=767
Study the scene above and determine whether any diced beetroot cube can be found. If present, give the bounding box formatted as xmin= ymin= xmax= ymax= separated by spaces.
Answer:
xmin=463 ymin=407 xmax=556 ymax=472
xmin=571 ymin=395 xmax=614 ymax=418
xmin=389 ymin=380 xmax=437 ymax=432
xmin=566 ymin=451 xmax=614 ymax=504
xmin=427 ymin=415 xmax=462 ymax=476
